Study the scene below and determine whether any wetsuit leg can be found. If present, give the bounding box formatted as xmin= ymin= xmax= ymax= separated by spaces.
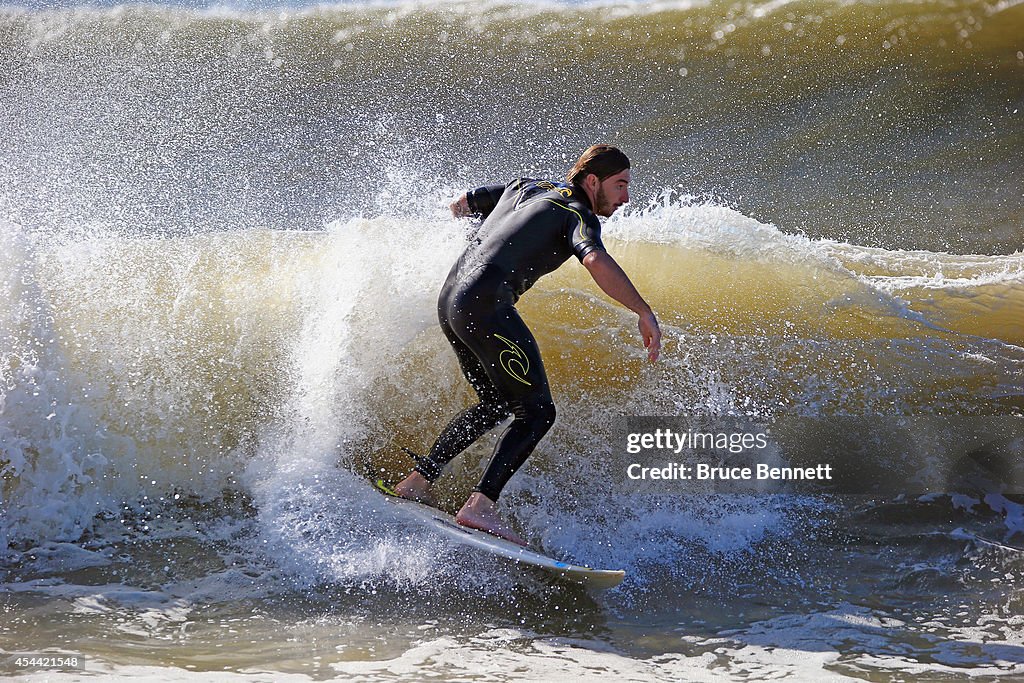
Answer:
xmin=467 ymin=305 xmax=556 ymax=501
xmin=412 ymin=281 xmax=512 ymax=482
xmin=416 ymin=266 xmax=556 ymax=500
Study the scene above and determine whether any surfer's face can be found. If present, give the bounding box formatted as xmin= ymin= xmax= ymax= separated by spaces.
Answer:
xmin=593 ymin=169 xmax=631 ymax=217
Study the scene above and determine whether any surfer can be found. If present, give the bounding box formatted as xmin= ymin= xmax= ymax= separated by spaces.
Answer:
xmin=394 ymin=145 xmax=661 ymax=546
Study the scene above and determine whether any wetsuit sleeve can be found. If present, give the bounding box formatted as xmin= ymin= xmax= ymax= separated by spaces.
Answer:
xmin=569 ymin=212 xmax=606 ymax=261
xmin=466 ymin=184 xmax=506 ymax=219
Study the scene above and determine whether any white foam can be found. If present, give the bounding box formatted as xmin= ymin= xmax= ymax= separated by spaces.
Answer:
xmin=232 ymin=210 xmax=497 ymax=589
xmin=321 ymin=605 xmax=1024 ymax=680
xmin=18 ymin=542 xmax=112 ymax=572
xmin=983 ymin=493 xmax=1024 ymax=535
xmin=609 ymin=195 xmax=820 ymax=265
xmin=329 ymin=629 xmax=728 ymax=681
xmin=0 ymin=221 xmax=134 ymax=551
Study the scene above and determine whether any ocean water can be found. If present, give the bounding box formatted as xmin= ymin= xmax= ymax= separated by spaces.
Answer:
xmin=2 ymin=0 xmax=1023 ymax=679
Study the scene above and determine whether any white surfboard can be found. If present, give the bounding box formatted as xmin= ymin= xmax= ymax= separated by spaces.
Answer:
xmin=374 ymin=480 xmax=625 ymax=590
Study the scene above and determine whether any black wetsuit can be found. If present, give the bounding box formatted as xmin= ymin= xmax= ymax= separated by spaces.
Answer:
xmin=413 ymin=178 xmax=606 ymax=501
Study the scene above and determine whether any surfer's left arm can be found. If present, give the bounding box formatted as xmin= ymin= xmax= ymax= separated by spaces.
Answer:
xmin=582 ymin=251 xmax=661 ymax=363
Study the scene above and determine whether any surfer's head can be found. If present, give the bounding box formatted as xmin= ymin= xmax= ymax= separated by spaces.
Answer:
xmin=567 ymin=145 xmax=631 ymax=218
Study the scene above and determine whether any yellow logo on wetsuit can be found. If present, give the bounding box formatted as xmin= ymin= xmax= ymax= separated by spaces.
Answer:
xmin=494 ymin=334 xmax=532 ymax=386
xmin=536 ymin=180 xmax=573 ymax=198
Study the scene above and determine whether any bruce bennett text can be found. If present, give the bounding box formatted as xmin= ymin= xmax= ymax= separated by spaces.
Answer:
xmin=627 ymin=463 xmax=834 ymax=481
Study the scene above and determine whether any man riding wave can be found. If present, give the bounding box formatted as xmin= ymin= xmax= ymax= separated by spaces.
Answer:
xmin=394 ymin=144 xmax=661 ymax=545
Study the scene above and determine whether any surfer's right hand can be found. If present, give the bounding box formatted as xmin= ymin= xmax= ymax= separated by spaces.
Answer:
xmin=450 ymin=194 xmax=471 ymax=218
xmin=639 ymin=311 xmax=661 ymax=363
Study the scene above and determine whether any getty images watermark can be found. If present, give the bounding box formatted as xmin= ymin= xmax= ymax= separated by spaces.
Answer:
xmin=625 ymin=426 xmax=832 ymax=483
xmin=615 ymin=416 xmax=1024 ymax=494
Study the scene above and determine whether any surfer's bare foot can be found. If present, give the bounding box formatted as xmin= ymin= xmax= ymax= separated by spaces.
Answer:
xmin=455 ymin=493 xmax=528 ymax=547
xmin=394 ymin=472 xmax=436 ymax=506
